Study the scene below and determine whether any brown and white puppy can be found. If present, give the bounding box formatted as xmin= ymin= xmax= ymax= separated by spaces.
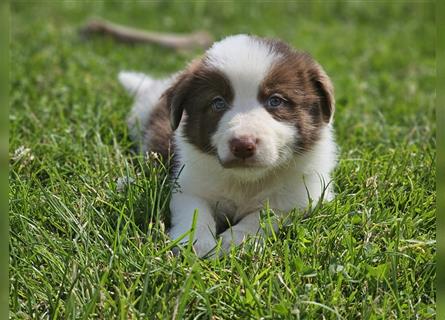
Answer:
xmin=119 ymin=35 xmax=337 ymax=257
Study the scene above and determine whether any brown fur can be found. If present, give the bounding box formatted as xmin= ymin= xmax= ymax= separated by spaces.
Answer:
xmin=164 ymin=61 xmax=234 ymax=154
xmin=258 ymin=38 xmax=335 ymax=152
xmin=142 ymin=96 xmax=173 ymax=161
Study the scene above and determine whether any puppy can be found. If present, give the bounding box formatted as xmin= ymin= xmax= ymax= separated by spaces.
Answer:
xmin=119 ymin=34 xmax=337 ymax=257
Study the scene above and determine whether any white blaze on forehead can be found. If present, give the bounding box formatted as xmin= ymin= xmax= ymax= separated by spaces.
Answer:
xmin=205 ymin=35 xmax=281 ymax=99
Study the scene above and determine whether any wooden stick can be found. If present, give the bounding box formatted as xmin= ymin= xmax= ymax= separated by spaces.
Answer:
xmin=80 ymin=18 xmax=213 ymax=51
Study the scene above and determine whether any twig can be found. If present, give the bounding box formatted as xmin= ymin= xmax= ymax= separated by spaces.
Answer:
xmin=80 ymin=18 xmax=213 ymax=51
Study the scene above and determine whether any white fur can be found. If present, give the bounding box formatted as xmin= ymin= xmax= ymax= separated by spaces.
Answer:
xmin=121 ymin=35 xmax=337 ymax=258
xmin=206 ymin=34 xmax=281 ymax=97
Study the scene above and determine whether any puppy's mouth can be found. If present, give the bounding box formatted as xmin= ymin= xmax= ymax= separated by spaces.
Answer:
xmin=218 ymin=157 xmax=266 ymax=169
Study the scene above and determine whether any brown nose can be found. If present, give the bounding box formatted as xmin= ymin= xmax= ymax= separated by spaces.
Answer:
xmin=229 ymin=136 xmax=257 ymax=159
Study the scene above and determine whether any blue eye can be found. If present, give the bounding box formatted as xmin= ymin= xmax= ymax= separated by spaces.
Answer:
xmin=267 ymin=95 xmax=284 ymax=108
xmin=211 ymin=96 xmax=227 ymax=111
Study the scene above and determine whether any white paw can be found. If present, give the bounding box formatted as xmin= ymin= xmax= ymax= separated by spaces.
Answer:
xmin=219 ymin=228 xmax=248 ymax=252
xmin=192 ymin=236 xmax=218 ymax=257
xmin=169 ymin=226 xmax=217 ymax=258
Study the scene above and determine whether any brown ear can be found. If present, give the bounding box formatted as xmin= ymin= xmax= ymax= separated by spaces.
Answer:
xmin=312 ymin=65 xmax=335 ymax=123
xmin=163 ymin=73 xmax=192 ymax=131
xmin=163 ymin=58 xmax=203 ymax=130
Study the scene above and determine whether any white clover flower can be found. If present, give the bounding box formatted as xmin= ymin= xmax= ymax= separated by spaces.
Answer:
xmin=12 ymin=146 xmax=34 ymax=163
xmin=116 ymin=176 xmax=135 ymax=193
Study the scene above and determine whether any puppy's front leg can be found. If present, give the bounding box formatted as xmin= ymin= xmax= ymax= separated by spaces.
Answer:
xmin=219 ymin=211 xmax=264 ymax=252
xmin=169 ymin=193 xmax=217 ymax=257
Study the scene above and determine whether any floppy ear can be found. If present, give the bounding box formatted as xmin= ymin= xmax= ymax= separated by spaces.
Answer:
xmin=163 ymin=73 xmax=192 ymax=131
xmin=312 ymin=66 xmax=335 ymax=124
xmin=164 ymin=58 xmax=204 ymax=130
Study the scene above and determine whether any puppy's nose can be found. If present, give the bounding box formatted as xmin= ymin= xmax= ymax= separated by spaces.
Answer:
xmin=229 ymin=136 xmax=257 ymax=159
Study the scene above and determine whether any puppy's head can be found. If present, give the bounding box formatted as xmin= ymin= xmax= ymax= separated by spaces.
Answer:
xmin=165 ymin=35 xmax=334 ymax=179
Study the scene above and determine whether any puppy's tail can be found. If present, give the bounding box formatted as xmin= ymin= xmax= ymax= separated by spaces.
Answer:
xmin=118 ymin=71 xmax=154 ymax=97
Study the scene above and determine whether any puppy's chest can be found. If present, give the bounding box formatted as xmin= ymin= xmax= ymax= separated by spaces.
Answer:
xmin=210 ymin=196 xmax=261 ymax=224
xmin=204 ymin=175 xmax=312 ymax=221
xmin=205 ymin=183 xmax=281 ymax=222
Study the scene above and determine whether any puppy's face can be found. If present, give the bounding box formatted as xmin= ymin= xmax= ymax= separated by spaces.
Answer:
xmin=165 ymin=35 xmax=334 ymax=179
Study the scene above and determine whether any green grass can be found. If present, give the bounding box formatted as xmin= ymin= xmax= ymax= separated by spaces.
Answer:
xmin=9 ymin=2 xmax=436 ymax=319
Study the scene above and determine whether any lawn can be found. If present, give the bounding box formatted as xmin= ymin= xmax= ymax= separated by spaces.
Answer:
xmin=9 ymin=2 xmax=436 ymax=319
